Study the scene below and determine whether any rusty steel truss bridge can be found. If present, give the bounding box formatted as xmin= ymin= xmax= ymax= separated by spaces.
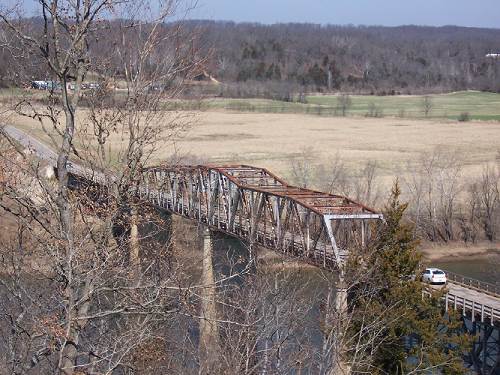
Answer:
xmin=140 ymin=164 xmax=382 ymax=271
xmin=2 ymin=126 xmax=382 ymax=272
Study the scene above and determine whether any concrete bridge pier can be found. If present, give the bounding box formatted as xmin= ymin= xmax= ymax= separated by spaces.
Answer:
xmin=197 ymin=230 xmax=255 ymax=373
xmin=335 ymin=275 xmax=348 ymax=315
xmin=111 ymin=205 xmax=172 ymax=276
xmin=198 ymin=227 xmax=220 ymax=374
xmin=327 ymin=274 xmax=350 ymax=375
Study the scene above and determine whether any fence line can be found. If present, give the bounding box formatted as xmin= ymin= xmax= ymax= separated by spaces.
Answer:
xmin=443 ymin=270 xmax=500 ymax=298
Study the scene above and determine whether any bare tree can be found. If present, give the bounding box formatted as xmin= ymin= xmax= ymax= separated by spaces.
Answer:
xmin=404 ymin=148 xmax=463 ymax=242
xmin=353 ymin=161 xmax=381 ymax=208
xmin=421 ymin=95 xmax=433 ymax=117
xmin=477 ymin=164 xmax=499 ymax=241
xmin=213 ymin=265 xmax=315 ymax=374
xmin=315 ymin=157 xmax=381 ymax=208
xmin=0 ymin=1 xmax=208 ymax=374
xmin=337 ymin=94 xmax=352 ymax=117
xmin=315 ymin=153 xmax=352 ymax=197
xmin=289 ymin=146 xmax=316 ymax=188
xmin=458 ymin=182 xmax=481 ymax=244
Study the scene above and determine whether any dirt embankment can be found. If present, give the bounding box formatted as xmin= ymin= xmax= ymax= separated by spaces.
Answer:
xmin=419 ymin=241 xmax=500 ymax=262
xmin=257 ymin=242 xmax=500 ymax=271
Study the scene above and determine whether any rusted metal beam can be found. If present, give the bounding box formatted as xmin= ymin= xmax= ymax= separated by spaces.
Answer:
xmin=141 ymin=164 xmax=383 ymax=271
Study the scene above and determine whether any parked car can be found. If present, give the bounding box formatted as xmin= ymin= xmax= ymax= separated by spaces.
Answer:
xmin=422 ymin=268 xmax=447 ymax=285
xmin=31 ymin=80 xmax=60 ymax=91
xmin=81 ymin=82 xmax=101 ymax=90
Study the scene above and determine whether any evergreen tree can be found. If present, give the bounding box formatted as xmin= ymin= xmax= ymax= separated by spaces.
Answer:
xmin=348 ymin=183 xmax=470 ymax=374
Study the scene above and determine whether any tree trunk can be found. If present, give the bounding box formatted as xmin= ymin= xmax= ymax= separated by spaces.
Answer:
xmin=130 ymin=204 xmax=140 ymax=278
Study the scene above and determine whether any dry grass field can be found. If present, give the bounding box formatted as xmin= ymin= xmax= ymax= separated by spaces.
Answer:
xmin=4 ymin=108 xmax=500 ymax=186
xmin=177 ymin=111 xmax=500 ymax=182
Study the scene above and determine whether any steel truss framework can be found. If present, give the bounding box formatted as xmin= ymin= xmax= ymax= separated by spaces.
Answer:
xmin=140 ymin=165 xmax=383 ymax=271
xmin=466 ymin=320 xmax=500 ymax=374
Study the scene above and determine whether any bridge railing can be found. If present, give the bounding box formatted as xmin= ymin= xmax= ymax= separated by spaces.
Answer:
xmin=443 ymin=270 xmax=500 ymax=298
xmin=424 ymin=289 xmax=500 ymax=325
xmin=443 ymin=292 xmax=500 ymax=325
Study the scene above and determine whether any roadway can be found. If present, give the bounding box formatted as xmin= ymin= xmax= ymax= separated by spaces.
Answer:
xmin=2 ymin=124 xmax=108 ymax=183
xmin=2 ymin=125 xmax=57 ymax=163
xmin=443 ymin=282 xmax=500 ymax=310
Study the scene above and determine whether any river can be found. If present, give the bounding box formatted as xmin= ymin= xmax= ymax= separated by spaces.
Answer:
xmin=434 ymin=257 xmax=500 ymax=285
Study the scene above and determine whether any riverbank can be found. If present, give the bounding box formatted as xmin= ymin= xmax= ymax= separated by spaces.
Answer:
xmin=420 ymin=241 xmax=500 ymax=262
xmin=257 ymin=241 xmax=500 ymax=271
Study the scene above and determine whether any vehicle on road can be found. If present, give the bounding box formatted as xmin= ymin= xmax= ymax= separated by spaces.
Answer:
xmin=422 ymin=268 xmax=447 ymax=285
xmin=31 ymin=80 xmax=61 ymax=91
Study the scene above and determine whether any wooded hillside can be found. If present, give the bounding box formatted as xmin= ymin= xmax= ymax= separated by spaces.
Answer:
xmin=190 ymin=21 xmax=500 ymax=95
xmin=1 ymin=20 xmax=499 ymax=95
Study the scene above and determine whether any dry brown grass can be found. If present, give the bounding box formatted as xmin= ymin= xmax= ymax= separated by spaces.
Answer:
xmin=176 ymin=111 xmax=500 ymax=182
xmin=5 ymin=108 xmax=500 ymax=184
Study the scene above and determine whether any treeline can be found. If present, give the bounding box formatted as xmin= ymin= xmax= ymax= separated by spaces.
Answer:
xmin=289 ymin=148 xmax=500 ymax=245
xmin=2 ymin=19 xmax=500 ymax=97
xmin=189 ymin=21 xmax=500 ymax=96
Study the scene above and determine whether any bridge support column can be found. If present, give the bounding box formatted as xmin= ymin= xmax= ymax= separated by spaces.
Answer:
xmin=335 ymin=276 xmax=347 ymax=315
xmin=328 ymin=275 xmax=350 ymax=375
xmin=199 ymin=227 xmax=220 ymax=373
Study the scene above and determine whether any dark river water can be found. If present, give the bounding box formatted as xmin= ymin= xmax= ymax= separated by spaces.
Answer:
xmin=434 ymin=257 xmax=500 ymax=285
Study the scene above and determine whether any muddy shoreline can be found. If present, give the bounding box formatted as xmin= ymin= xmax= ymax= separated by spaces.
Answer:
xmin=419 ymin=241 xmax=500 ymax=262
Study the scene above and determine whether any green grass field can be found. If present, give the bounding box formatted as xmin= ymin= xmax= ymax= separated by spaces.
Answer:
xmin=2 ymin=88 xmax=500 ymax=121
xmin=196 ymin=91 xmax=500 ymax=121
xmin=306 ymin=91 xmax=500 ymax=121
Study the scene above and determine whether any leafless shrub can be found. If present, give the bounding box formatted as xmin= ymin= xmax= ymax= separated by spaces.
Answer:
xmin=289 ymin=146 xmax=316 ymax=188
xmin=403 ymin=147 xmax=463 ymax=242
xmin=421 ymin=95 xmax=433 ymax=117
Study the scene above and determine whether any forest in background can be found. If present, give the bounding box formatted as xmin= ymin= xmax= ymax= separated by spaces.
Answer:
xmin=2 ymin=20 xmax=500 ymax=98
xmin=189 ymin=21 xmax=500 ymax=96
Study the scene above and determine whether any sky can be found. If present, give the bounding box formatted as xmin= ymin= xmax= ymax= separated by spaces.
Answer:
xmin=190 ymin=0 xmax=500 ymax=28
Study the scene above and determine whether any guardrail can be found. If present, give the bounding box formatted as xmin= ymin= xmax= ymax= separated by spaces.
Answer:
xmin=443 ymin=292 xmax=500 ymax=325
xmin=423 ymin=289 xmax=500 ymax=325
xmin=443 ymin=270 xmax=500 ymax=298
